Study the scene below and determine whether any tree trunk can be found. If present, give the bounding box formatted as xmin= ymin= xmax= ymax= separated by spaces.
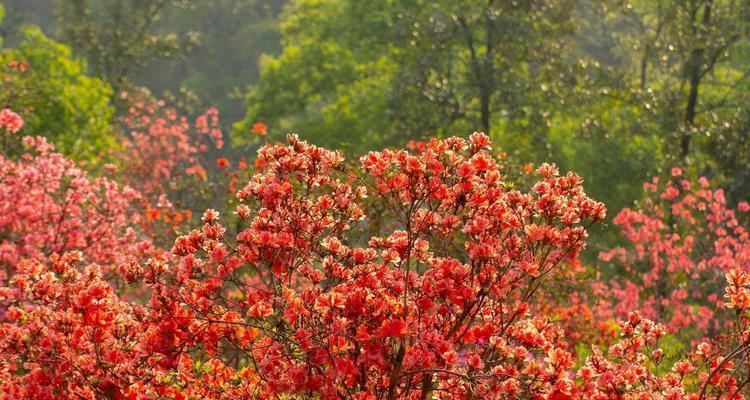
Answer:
xmin=680 ymin=0 xmax=713 ymax=162
xmin=480 ymin=89 xmax=490 ymax=134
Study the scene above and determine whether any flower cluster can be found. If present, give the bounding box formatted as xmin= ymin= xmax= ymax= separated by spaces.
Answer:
xmin=0 ymin=108 xmax=23 ymax=134
xmin=0 ymin=136 xmax=156 ymax=284
xmin=117 ymin=91 xmax=224 ymax=201
xmin=598 ymin=168 xmax=750 ymax=336
xmin=571 ymin=306 xmax=747 ymax=400
xmin=135 ymin=133 xmax=610 ymax=399
xmin=0 ymin=253 xmax=181 ymax=399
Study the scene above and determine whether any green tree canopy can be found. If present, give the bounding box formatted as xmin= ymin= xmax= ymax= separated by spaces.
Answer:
xmin=567 ymin=0 xmax=750 ymax=202
xmin=53 ymin=0 xmax=200 ymax=96
xmin=237 ymin=0 xmax=750 ymax=235
xmin=237 ymin=0 xmax=578 ymax=156
xmin=0 ymin=24 xmax=116 ymax=161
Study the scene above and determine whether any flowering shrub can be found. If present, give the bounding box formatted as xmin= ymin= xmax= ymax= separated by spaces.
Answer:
xmin=111 ymin=91 xmax=238 ymax=243
xmin=117 ymin=91 xmax=224 ymax=202
xmin=0 ymin=253 xmax=182 ymax=399
xmin=2 ymin=131 xmax=750 ymax=399
xmin=0 ymin=107 xmax=24 ymax=157
xmin=0 ymin=135 xmax=156 ymax=284
xmin=574 ymin=294 xmax=748 ymax=400
xmin=0 ymin=109 xmax=23 ymax=135
xmin=132 ymin=133 xmax=609 ymax=398
xmin=598 ymin=168 xmax=750 ymax=336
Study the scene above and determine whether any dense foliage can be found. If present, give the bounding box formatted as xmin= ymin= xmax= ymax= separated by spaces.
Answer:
xmin=0 ymin=23 xmax=116 ymax=161
xmin=237 ymin=0 xmax=750 ymax=216
xmin=1 ymin=0 xmax=750 ymax=398
xmin=0 ymin=135 xmax=156 ymax=285
xmin=2 ymin=108 xmax=750 ymax=397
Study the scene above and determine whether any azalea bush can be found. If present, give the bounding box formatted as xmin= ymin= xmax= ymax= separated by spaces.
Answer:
xmin=0 ymin=134 xmax=156 ymax=285
xmin=0 ymin=254 xmax=166 ymax=399
xmin=113 ymin=90 xmax=241 ymax=242
xmin=116 ymin=90 xmax=224 ymax=201
xmin=114 ymin=91 xmax=267 ymax=238
xmin=2 ymin=108 xmax=750 ymax=399
xmin=136 ymin=132 xmax=608 ymax=399
xmin=598 ymin=169 xmax=750 ymax=337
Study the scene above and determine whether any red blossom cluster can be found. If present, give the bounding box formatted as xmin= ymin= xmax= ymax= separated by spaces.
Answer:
xmin=251 ymin=121 xmax=268 ymax=136
xmin=117 ymin=92 xmax=224 ymax=200
xmin=598 ymin=168 xmax=750 ymax=336
xmin=0 ymin=253 xmax=170 ymax=399
xmin=0 ymin=109 xmax=23 ymax=134
xmin=125 ymin=133 xmax=613 ymax=399
xmin=2 ymin=129 xmax=750 ymax=399
xmin=0 ymin=135 xmax=156 ymax=284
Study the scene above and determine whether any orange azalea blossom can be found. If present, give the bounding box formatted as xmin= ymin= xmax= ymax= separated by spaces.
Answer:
xmin=216 ymin=158 xmax=229 ymax=168
xmin=252 ymin=121 xmax=268 ymax=136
